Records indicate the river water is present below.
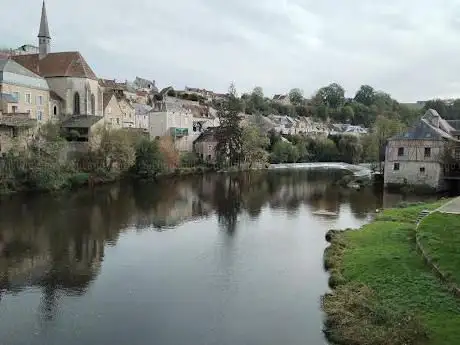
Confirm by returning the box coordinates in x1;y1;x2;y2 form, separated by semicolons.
0;169;432;345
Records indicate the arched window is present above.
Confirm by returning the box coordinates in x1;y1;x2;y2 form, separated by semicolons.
74;92;80;114
53;105;57;116
91;94;96;115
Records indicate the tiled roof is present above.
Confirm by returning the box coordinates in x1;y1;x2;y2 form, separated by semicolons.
0;114;37;128
12;52;97;80
61;115;103;128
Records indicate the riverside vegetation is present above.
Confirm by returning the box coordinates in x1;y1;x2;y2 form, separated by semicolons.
323;200;460;345
0;83;432;194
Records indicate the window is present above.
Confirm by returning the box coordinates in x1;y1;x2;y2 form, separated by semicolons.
107;107;112;115
74;92;80;114
36;95;43;106
91;94;95;115
397;147;404;156
25;93;32;104
53;105;57;116
393;163;400;171
12;128;18;138
420;167;426;173
116;118;120;125
424;147;431;157
12;92;20;102
11;106;18;113
208;144;213;151
37;110;43;121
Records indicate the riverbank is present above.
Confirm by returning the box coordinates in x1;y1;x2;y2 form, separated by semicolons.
323;200;460;345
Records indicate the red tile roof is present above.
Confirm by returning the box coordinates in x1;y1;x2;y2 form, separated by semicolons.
11;52;97;80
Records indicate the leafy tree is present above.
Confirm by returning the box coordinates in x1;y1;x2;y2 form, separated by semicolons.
158;136;180;169
315;83;345;108
424;99;447;118
242;125;269;168
338;135;363;164
271;141;299;163
216;84;244;167
342;105;355;123
354;85;376;106
289;88;304;106
166;89;176;97
371;116;406;171
133;138;163;178
96;128;136;173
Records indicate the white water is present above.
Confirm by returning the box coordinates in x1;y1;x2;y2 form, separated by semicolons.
268;162;373;178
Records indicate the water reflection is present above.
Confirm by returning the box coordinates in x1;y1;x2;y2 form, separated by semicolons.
0;169;413;324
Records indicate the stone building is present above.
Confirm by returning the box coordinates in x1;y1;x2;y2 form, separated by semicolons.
193;128;218;163
0;58;50;121
384;109;460;191
11;1;102;119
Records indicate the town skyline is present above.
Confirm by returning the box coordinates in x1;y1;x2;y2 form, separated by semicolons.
3;0;460;102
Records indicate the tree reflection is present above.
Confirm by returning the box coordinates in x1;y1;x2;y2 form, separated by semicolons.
0;169;385;320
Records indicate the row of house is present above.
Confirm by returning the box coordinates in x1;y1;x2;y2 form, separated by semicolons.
0;2;222;158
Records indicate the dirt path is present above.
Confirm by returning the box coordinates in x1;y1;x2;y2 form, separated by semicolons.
436;196;460;214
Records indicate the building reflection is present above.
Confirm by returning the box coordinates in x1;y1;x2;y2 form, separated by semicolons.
0;169;386;319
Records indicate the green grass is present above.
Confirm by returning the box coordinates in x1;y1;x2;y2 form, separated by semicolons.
323;201;460;345
418;212;460;287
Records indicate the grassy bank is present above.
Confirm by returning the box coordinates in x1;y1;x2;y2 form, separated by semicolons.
418;212;460;288
323;200;460;345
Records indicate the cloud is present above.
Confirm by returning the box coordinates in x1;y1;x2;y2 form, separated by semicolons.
2;0;460;101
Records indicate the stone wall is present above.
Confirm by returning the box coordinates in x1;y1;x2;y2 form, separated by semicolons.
384;161;443;190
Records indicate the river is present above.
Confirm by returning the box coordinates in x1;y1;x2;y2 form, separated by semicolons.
0;169;434;345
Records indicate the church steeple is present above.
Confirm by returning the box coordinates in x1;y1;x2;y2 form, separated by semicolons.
38;1;51;59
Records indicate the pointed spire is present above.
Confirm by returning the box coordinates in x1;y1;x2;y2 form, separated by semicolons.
38;1;50;39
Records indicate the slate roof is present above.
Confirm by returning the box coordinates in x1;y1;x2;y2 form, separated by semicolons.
49;91;63;101
0;58;49;89
38;1;51;39
0;114;37;128
0;93;18;103
390;109;457;141
61;115;103;128
12;52;97;80
134;103;153;115
194;127;218;143
102;92;114;109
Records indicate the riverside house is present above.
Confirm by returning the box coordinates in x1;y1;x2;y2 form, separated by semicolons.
384;109;460;191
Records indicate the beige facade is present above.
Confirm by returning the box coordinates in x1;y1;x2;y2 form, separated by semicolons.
384;139;445;190
46;77;102;116
103;94;124;129
383;109;456;191
118;98;135;128
0;83;50;122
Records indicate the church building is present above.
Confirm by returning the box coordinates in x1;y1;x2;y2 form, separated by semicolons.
12;1;102;119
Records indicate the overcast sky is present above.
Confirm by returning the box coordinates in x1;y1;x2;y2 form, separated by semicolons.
3;0;460;102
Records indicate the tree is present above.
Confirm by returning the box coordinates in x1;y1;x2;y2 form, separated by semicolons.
158;136;180;169
289;88;304;106
424;99;447;118
354;85;375;106
338;135;363;164
97;128;136;173
271;141;299;163
315;83;345;108
242;125;269;168
342;105;355;123
215;84;244;167
133;138;163;178
372;116;406;171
